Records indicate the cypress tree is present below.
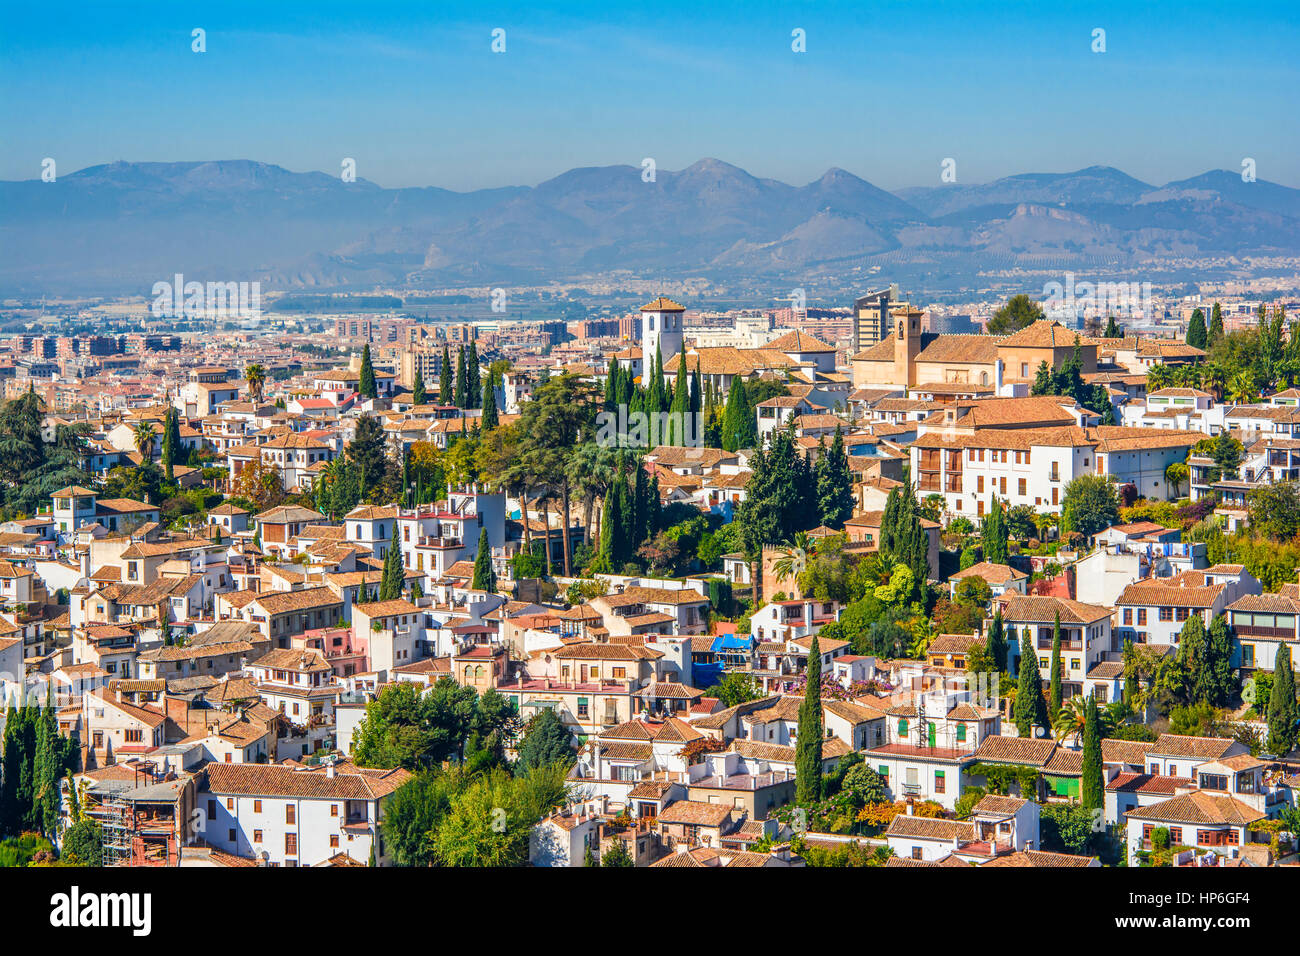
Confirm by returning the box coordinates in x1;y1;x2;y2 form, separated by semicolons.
668;350;690;445
1267;646;1298;756
481;383;499;431
1186;308;1207;349
454;346;468;408
412;368;427;405
633;461;651;542
378;538;404;601
440;346;453;404
1081;694;1103;811
1014;628;1046;738
720;377;756;452
1123;639;1140;708
1049;613;1063;716
1209;302;1224;346
604;358;620;410
359;344;377;399
471;527;496;593
816;426;854;529
598;483;621;571
467;342;481;403
795;633;824;804
647;475;662;537
1104;315;1120;338
689;365;702;416
986;609;1007;672
160;407;175;483
982;496;1008;564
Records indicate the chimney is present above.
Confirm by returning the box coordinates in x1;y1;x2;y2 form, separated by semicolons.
325;760;335;779
905;796;914;816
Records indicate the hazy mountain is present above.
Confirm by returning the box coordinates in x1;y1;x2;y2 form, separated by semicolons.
1;159;1298;297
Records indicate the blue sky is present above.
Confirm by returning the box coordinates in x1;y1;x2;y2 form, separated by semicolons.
2;0;1297;190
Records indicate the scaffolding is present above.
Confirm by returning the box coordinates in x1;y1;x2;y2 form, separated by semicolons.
82;763;193;867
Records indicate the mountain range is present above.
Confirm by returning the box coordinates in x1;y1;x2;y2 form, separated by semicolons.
3;158;1299;297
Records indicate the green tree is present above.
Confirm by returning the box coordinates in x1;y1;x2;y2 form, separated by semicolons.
1060;474;1120;537
721;377;757;452
1014;628;1047;738
986;609;1008;672
815;426;854;530
481;382;499;431
795;634;824;804
434;765;569;866
454;346;468;408
412;368;427;405
471;526;496;593
516;708;575;771
1208;302;1224;346
1049;613;1063;715
601;839;634;867
62;819;104;866
987;294;1045;334
981;496;1008;564
439;346;453;404
378;536;405;601
1186;308;1207;349
1267;646;1298;756
706;672;762;708
358;344;378;399
1080;694;1103;812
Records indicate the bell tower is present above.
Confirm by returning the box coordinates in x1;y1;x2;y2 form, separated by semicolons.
640;297;686;370
893;307;923;388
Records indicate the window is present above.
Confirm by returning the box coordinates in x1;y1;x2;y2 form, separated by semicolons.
935;771;946;794
254;800;262;813
878;765;889;778
254;830;263;843
125;729;142;743
897;718;908;736
228;828;236;842
1137;609;1147;626
286;805;296;825
1199;773;1227;791
330;835;340;848
912;847;923;860
1123;608;1132;625
285;833;297;856
331;804;339;817
226;798;234;811
956;724;967;743
1168;827;1183;845
1018;478;1027;496
1159;606;1174;622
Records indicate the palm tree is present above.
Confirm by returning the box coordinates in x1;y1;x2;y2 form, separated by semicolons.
1227;371;1255;405
1145;363;1174;392
132;421;157;461
1164;460;1189;499
1202;362;1228;402
244;364;267;404
771;531;814;594
1053;694;1121;743
566;441;619;548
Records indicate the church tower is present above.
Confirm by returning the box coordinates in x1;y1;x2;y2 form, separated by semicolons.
893;307;924;388
640;297;686;371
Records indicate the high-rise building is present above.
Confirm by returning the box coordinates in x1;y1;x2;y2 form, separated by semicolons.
852;284;909;353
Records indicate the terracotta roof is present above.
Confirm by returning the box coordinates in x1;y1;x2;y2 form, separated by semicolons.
885;815;975;841
204;762;412;800
1124;791;1265;826
971;735;1058;767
